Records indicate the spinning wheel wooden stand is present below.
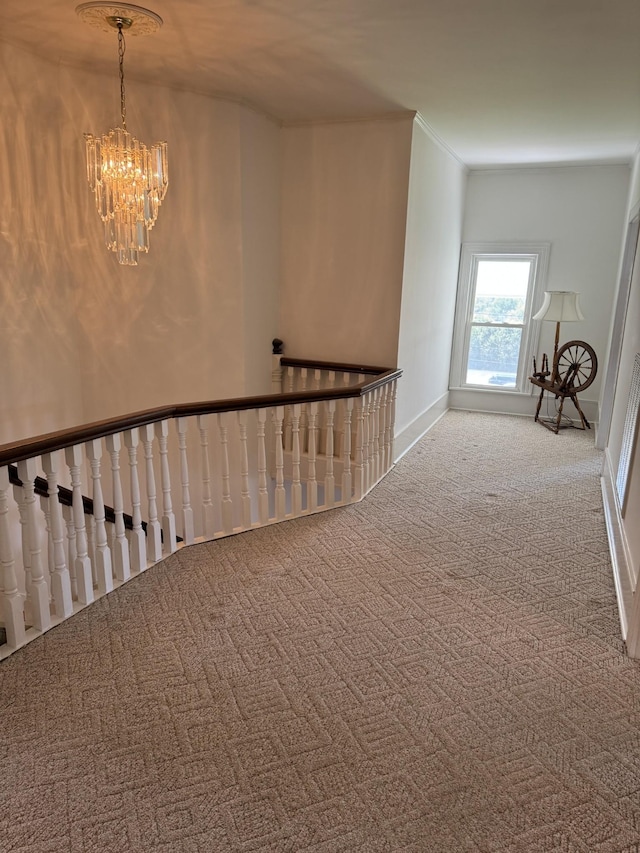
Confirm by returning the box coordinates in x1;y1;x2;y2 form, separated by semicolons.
530;340;598;434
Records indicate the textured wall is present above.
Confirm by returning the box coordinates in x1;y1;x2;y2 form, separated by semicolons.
0;41;281;443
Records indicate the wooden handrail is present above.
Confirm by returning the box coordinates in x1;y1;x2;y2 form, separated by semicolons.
0;361;401;467
280;357;393;376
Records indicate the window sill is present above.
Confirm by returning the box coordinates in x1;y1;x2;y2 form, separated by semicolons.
449;384;534;396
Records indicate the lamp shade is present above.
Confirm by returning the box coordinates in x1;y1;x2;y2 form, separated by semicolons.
533;291;584;322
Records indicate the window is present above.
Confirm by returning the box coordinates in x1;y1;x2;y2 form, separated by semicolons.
450;243;550;393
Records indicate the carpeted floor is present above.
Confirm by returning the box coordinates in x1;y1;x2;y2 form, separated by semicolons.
2;410;640;852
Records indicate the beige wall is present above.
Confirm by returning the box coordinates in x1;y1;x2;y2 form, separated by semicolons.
0;43;87;443
0;41;281;443
395;119;467;435
279;117;413;367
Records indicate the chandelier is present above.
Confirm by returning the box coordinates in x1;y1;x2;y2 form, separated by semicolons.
76;3;168;266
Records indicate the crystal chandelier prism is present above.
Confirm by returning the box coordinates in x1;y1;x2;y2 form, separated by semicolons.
76;3;168;266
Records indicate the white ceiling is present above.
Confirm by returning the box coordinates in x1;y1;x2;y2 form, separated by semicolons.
5;0;640;167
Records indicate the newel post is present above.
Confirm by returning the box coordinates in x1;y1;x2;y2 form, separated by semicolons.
272;338;284;394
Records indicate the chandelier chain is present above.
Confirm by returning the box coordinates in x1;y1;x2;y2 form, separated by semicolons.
118;22;127;130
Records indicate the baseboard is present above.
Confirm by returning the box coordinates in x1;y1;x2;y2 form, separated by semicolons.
394;392;449;461
448;387;599;426
601;448;635;646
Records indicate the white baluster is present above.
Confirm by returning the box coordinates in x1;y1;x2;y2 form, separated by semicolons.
312;369;324;454
176;418;195;546
378;385;388;479
363;391;373;489
283;366;295;452
155;420;177;554
389;380;398;468
41;451;74;618
272;406;286;520
381;383;391;474
218;412;234;535
353;398;365;501
371;389;381;485
141;425;163;562
256;409;269;525
336;371;352;456
124;429;147;573
283;408;292;454
325;400;336;508
197;415;215;539
377;387;385;480
62;504;77;599
0;467;26;648
13;483;31;621
362;394;371;493
299;368;309;450
38;495;54;594
84;440;113;594
307;402;318;512
17;458;51;630
63;446;95;605
86;516;98;586
103;435;130;584
322;371;334;456
334;380;346;459
342;398;353;503
291;403;302;515
238;411;252;530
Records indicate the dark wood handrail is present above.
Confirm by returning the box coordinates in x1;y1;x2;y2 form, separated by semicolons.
280;357;393;376
0;361;401;467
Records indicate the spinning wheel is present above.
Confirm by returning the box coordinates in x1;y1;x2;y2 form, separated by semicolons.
554;340;597;392
529;339;598;434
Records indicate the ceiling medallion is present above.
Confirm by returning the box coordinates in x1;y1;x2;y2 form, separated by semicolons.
75;3;163;36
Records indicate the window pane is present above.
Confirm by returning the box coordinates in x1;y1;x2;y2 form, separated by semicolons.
472;260;531;323
466;325;522;387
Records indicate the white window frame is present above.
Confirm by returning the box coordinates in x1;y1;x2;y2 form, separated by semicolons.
450;242;550;394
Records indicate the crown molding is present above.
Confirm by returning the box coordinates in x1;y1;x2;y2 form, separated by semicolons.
468;161;632;176
282;110;415;129
413;112;468;170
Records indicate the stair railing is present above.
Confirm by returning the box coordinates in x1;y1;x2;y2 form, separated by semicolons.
0;350;400;658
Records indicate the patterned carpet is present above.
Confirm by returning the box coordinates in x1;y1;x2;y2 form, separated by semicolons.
2;410;640;852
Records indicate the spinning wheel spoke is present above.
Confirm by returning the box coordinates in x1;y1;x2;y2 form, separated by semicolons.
555;340;598;392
